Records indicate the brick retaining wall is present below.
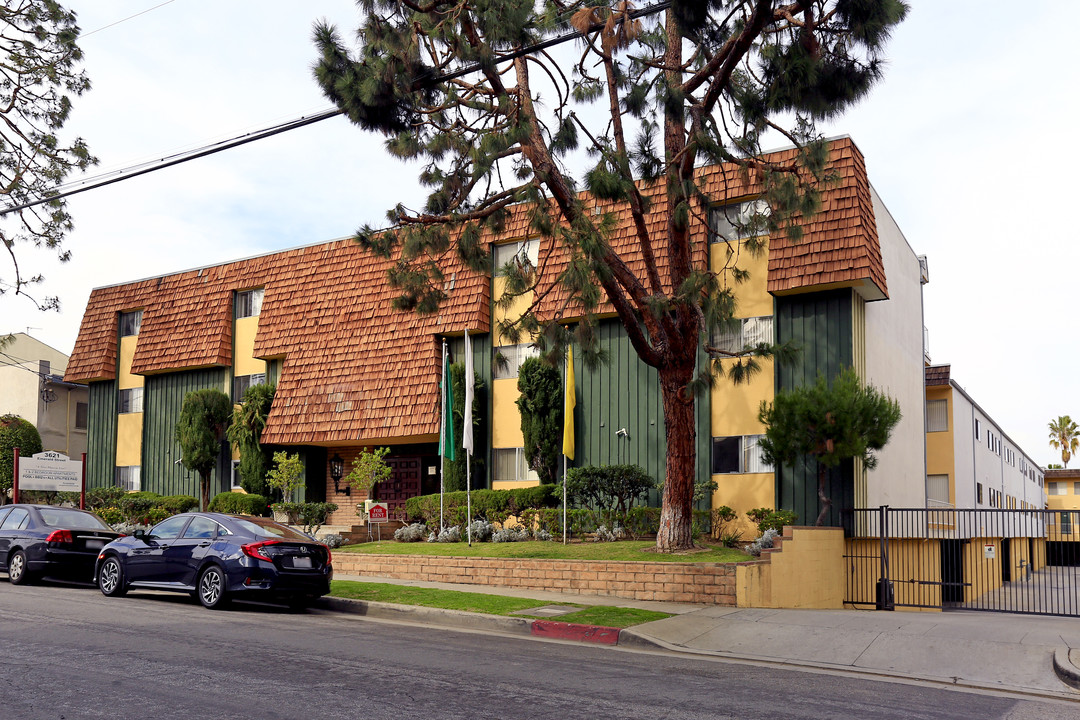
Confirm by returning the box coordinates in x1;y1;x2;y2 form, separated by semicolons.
333;553;738;605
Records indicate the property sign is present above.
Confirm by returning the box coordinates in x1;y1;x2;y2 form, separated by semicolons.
983;544;996;560
367;502;389;524
18;451;83;492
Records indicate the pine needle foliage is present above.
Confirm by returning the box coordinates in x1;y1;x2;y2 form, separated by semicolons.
1;1;98;310
313;1;908;550
758;369;901;526
515;357;563;484
226;383;276;495
175;389;233;511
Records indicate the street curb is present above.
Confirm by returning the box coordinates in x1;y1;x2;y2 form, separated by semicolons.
317;596;660;649
1053;647;1080;690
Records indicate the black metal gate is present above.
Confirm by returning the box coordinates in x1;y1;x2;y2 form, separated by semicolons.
842;507;1080;617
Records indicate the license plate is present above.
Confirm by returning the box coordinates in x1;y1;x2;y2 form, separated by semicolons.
291;556;312;569
85;539;105;550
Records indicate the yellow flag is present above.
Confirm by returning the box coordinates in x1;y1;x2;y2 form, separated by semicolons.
563;346;575;460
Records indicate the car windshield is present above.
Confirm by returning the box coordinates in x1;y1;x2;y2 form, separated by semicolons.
38;508;112;531
231;517;314;541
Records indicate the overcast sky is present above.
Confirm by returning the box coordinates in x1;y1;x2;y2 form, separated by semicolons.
3;2;1075;468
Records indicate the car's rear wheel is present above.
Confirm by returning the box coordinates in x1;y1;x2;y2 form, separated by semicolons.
198;565;229;609
98;556;127;597
8;550;34;585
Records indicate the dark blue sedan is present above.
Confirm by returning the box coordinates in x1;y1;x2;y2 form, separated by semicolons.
0;504;120;584
94;512;332;609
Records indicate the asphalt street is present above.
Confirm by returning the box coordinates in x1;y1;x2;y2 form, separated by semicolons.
1;582;1078;720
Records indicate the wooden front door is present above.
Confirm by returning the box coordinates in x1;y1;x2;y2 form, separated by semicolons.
374;457;422;521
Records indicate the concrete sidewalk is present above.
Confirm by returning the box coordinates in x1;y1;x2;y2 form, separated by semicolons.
326;573;1080;701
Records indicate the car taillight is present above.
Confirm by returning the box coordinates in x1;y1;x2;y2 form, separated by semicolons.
324;545;332;564
241;540;281;562
46;529;73;544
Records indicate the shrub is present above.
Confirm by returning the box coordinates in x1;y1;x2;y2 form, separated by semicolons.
143;507;172;525
208;492;270;516
434;526;461;543
711;506;743;546
0;414;42;495
319;533;344;548
747;528;780;557
562;464;655;531
747;508;798;534
98;507;122;524
594;524;627;542
117;492;163;522
466;519;494;542
492;525;530;543
394;522;428;542
83;486;128;511
159;495;199;514
296;502;338;536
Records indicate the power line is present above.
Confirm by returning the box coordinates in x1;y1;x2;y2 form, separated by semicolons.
81;0;182;39
1;1;672;217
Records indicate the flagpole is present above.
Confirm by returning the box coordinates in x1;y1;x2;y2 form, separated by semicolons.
439;340;446;533
464;329;473;546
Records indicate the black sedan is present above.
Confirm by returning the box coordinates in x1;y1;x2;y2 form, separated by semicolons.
0;504;121;584
94;512;332;609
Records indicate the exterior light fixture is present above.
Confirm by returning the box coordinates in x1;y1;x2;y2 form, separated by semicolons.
330;454;349;496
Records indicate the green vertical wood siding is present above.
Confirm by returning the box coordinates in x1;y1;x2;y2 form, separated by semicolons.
774;289;855;526
87;380;117;488
567;320;709;505
141;368;228;497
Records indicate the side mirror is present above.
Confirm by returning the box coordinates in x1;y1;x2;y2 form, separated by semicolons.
133;529;148;540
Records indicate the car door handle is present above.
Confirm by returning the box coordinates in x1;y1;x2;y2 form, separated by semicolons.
198;542;211;547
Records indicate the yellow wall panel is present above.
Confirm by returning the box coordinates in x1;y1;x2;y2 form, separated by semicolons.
115;412;143;466
234;316;266;376
491;378;524;447
117;336;144;390
712;472;775;537
710;358;774;437
710;239;771;317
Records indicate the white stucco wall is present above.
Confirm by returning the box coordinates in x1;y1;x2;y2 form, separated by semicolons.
862;186;928;508
0;334;87;456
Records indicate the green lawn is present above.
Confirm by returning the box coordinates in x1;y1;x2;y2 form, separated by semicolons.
328;580;672;628
335;539;749;563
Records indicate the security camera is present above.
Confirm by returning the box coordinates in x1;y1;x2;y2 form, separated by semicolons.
616;428;628;438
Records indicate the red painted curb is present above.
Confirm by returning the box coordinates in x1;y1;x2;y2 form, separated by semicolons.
531;621;621;645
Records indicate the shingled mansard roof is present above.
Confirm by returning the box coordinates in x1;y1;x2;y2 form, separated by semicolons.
65;137;884;446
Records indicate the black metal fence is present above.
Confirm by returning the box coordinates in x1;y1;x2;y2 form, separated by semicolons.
842;507;1080;616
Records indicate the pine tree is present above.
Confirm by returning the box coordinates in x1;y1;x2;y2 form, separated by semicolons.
516;357;562;484
758;369;901;526
175;389;233;511
313;1;908;550
1;1;97;309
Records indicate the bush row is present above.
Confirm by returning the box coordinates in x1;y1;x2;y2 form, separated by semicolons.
403;485;560;528
208;492;271;516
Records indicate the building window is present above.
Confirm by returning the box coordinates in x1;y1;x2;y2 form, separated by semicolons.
711;435;767;474
74;402;89;430
1063;512;1073;535
115;466;141;492
235;288;265;319
926;474;950;506
232;373;266;400
1049;481;1067;496
493;343;539;380
974;418;980;440
709;199;770;243
119;310;143;337
710;316;774;354
118;387;144;414
231;460;242;490
926;400;948;433
493;447;537;483
977;482;983;504
493;239;539;277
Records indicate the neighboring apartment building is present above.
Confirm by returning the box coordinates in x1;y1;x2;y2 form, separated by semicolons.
1043;468;1080;553
0;333;89;458
65;137;932;529
924;365;1046;513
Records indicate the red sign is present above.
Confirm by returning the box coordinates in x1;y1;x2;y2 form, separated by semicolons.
368;503;389;523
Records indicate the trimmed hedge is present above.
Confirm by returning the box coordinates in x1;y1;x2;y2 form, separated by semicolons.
208;492;270;516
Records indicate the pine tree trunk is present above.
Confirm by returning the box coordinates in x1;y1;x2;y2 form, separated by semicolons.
200;471;211;512
655;360;697;552
814;463;832;527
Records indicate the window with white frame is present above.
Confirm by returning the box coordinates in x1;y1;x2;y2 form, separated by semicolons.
926;474;950;506
492;447;538;483
710;316;774;354
926;400;948;432
493;343;540;380
115;466;141;492
118;387;143;414
119;310;143;337
493;238;539;276
711;435;768;474
235;288;265;319
75;401;89;431
709;199;770;243
232;373;267;400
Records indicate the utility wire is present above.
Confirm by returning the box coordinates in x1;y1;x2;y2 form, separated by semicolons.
81;0;182;39
0;1;672;217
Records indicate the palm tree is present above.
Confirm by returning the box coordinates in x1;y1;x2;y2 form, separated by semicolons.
1048;416;1080;468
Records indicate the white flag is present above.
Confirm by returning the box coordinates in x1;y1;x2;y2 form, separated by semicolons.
463;329;474;455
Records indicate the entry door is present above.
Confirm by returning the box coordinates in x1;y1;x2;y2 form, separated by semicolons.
375;457;422;520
